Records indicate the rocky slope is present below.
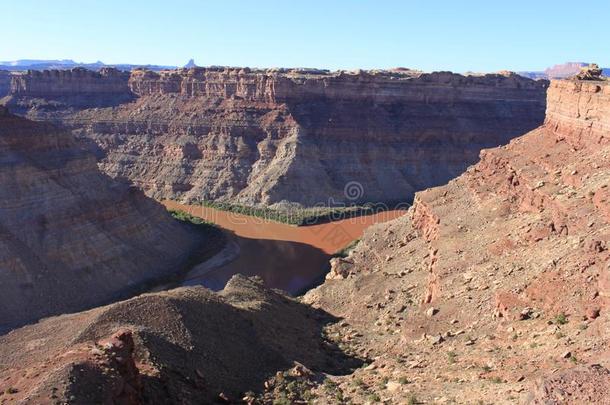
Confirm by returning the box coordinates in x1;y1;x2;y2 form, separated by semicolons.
3;67;548;207
0;106;213;331
0;275;361;404
301;78;610;403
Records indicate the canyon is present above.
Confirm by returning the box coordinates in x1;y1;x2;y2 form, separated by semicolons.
0;106;218;331
0;75;608;404
2;67;547;207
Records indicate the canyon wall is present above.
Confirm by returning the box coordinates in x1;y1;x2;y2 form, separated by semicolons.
304;78;610;403
5;67;133;109
0;106;209;330
4;67;548;207
127;67;541;103
10;67;130;96
545;79;610;146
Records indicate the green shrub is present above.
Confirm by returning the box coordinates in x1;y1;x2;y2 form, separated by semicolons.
335;238;361;257
553;313;568;325
195;200;382;226
168;209;213;226
368;393;381;402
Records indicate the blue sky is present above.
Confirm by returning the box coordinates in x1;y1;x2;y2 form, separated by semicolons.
3;0;609;72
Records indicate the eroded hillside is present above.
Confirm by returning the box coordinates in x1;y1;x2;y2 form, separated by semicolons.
0;276;362;404
303;79;610;403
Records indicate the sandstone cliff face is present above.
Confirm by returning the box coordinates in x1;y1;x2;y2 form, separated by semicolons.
0;107;206;330
5;67;133;110
10;67;131;96
545;79;610;146
5;67;547;206
303;79;610;403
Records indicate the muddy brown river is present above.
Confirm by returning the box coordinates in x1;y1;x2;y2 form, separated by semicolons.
163;201;407;295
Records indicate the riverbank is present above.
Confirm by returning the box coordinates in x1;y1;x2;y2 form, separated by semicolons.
163;201;408;254
163;201;408;294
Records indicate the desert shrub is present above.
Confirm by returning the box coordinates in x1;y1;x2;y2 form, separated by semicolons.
168;209;213;226
553;313;568;325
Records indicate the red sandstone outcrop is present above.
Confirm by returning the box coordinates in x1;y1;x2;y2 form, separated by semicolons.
0;109;211;330
10;67;131;97
302;78;610;403
4;67;548;206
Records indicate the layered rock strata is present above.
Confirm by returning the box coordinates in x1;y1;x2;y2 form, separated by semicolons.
4;67;548;206
0;107;208;330
5;67;133;110
10;67;130;96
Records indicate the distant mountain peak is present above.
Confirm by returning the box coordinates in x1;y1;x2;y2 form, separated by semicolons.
184;59;197;68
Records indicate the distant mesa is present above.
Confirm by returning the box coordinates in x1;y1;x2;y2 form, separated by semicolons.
519;61;610;79
545;61;588;78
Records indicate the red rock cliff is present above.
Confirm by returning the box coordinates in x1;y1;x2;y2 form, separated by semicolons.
10;67;131;96
544;79;610;147
304;78;610;403
128;67;545;103
4;67;548;207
